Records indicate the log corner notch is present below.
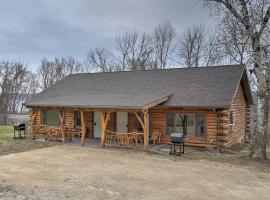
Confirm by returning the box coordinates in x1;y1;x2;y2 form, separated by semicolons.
134;110;149;151
31;108;37;140
99;112;111;147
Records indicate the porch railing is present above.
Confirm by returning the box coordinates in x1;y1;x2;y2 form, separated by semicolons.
105;130;144;147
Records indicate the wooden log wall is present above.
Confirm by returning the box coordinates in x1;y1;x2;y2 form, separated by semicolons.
221;84;247;148
29;97;247;149
106;112;116;132
128;112;142;132
65;110;75;128
30;109;41;125
216;110;229;148
149;109;217;148
246;105;251;139
85;112;94;138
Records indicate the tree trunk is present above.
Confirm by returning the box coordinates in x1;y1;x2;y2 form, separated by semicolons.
251;92;268;160
250;37;268;160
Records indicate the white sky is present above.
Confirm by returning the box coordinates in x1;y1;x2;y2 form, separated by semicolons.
0;0;214;69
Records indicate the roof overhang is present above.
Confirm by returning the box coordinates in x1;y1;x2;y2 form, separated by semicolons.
25;93;170;110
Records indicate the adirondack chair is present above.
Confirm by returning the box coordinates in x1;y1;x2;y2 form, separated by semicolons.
152;129;161;144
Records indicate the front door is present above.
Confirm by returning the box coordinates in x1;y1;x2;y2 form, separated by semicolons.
117;112;128;133
94;112;101;138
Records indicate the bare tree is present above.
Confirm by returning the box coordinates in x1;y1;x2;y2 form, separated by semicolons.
203;32;223;66
0;62;14;124
38;56;83;90
86;48;116;72
18;71;39;113
115;33;131;71
152;21;176;69
205;0;270;160
217;13;251;64
8;62;28;113
127;32;153;70
114;31;154;71
0;61;37;124
178;25;205;67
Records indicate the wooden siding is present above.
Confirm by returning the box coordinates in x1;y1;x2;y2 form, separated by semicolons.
107;112;116;132
29;108;41;126
149;109;217;148
221;84;247;147
85;112;94;138
150;112;165;136
128;112;142;132
65;110;75;128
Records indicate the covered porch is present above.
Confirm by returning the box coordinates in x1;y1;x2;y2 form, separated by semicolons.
30;94;169;151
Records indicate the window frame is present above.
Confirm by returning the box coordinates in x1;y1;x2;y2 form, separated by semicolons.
74;111;82;128
42;110;61;127
166;112;206;139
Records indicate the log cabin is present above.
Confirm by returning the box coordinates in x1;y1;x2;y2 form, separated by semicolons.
25;64;253;151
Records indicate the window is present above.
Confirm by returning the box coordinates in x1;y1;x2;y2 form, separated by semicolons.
196;114;205;137
229;111;234;124
229;111;235;133
74;111;81;127
166;113;205;137
42;110;60;126
167;113;185;135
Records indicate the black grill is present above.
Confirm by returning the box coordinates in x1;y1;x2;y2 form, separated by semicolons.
169;132;185;156
13;123;26;139
170;133;185;143
14;123;26;131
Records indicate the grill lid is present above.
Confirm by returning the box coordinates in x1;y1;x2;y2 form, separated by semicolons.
170;133;185;143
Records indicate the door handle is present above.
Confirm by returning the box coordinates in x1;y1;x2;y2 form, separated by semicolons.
94;123;96;126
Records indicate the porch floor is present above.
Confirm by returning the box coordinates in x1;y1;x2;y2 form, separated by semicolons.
64;137;187;155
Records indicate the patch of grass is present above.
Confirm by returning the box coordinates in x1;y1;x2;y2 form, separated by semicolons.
0;125;54;156
0;126;14;140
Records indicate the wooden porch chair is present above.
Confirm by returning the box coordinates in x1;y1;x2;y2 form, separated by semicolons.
152;129;161;144
105;130;117;145
65;128;75;142
73;128;82;138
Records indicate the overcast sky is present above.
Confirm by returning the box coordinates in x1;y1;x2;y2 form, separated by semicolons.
0;0;214;69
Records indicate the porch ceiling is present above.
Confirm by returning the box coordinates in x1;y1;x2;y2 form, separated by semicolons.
26;93;170;110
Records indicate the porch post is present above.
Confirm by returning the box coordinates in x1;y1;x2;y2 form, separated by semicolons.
143;110;149;151
99;112;105;146
59;110;65;143
99;112;110;147
133;112;145;130
31;108;37;140
80;110;86;145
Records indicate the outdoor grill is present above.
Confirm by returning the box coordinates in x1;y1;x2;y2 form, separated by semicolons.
169;133;185;156
170;133;185;143
13;123;26;139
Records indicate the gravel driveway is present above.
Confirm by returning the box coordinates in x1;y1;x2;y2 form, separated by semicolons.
0;145;269;200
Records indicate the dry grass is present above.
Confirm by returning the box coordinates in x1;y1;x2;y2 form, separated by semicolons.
0;145;270;200
168;145;270;173
0;126;270;199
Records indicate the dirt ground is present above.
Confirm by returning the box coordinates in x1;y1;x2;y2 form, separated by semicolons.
0;145;269;200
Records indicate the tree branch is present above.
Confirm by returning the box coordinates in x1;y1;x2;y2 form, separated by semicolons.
258;6;270;38
209;0;252;33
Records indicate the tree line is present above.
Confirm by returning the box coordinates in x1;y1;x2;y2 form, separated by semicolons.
0;0;269;160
